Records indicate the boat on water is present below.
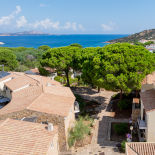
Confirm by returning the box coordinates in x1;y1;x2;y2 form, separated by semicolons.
0;42;4;45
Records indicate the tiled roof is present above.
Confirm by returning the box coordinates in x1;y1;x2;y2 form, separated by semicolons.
5;75;39;91
0;72;75;117
140;89;155;112
133;98;140;104
126;142;155;155
0;72;22;83
0;86;42;115
0;118;58;155
28;93;75;116
29;67;55;74
26;74;61;86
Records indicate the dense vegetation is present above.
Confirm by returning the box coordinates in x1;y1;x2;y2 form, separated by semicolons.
0;43;155;98
0;46;48;71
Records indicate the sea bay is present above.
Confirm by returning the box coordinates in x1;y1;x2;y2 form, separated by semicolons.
0;34;127;48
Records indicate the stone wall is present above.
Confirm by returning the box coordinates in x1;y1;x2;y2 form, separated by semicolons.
0;109;67;151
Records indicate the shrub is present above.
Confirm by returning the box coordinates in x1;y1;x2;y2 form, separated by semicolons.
118;99;131;110
54;76;66;84
84;115;94;127
68;117;91;147
114;123;128;135
121;140;126;152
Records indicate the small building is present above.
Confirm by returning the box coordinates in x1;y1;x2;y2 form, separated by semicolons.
126;142;155;155
0;118;59;155
137;89;155;142
139;39;148;44
131;72;155;142
0;72;78;151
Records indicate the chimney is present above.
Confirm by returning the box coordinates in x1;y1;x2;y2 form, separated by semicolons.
48;123;54;131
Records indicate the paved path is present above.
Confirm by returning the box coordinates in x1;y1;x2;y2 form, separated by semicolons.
70;89;126;155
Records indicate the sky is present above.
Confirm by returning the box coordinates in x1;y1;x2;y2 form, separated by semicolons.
0;0;154;34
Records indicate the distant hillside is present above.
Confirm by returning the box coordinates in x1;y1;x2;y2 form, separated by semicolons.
109;29;155;43
0;31;51;36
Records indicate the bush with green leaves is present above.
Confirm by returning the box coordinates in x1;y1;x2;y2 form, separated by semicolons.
121;140;126;152
68;117;91;147
114;123;128;135
118;99;131;110
0;48;18;71
54;76;66;84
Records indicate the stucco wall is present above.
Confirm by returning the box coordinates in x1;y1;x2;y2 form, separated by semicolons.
47;133;59;155
146;111;155;142
64;104;75;149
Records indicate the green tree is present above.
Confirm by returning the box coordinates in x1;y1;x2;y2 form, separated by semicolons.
82;43;155;97
81;47;102;91
38;45;51;51
40;46;78;87
69;43;83;48
0;49;18;71
144;41;154;46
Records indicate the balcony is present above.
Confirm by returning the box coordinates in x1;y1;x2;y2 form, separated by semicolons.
138;118;147;129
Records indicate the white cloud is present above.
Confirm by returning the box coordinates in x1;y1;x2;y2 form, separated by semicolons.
63;22;84;31
15;6;21;14
16;16;27;28
78;24;85;31
0;5;84;32
63;22;77;31
0;5;21;25
101;22;116;31
31;18;60;29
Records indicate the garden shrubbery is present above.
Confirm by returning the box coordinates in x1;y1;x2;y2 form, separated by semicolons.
118;99;131;110
68;116;93;147
114;123;128;135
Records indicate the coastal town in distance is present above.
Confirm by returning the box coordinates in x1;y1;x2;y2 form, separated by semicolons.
0;0;155;155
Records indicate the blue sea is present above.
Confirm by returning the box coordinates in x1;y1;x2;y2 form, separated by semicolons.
0;34;127;48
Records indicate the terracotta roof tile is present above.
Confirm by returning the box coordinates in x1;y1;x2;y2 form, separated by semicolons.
133;98;140;104
126;142;155;155
28;93;75;116
5;75;39;91
140;89;155;112
0;72;75;117
0;72;21;83
0;118;58;155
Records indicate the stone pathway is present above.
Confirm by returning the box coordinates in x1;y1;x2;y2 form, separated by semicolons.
71;88;126;155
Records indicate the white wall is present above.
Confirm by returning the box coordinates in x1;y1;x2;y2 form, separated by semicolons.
146;111;155;142
64;104;75;148
47;133;59;155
